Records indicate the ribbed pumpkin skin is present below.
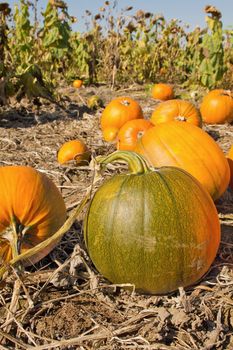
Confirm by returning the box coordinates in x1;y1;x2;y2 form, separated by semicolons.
0;166;67;266
84;166;220;294
151;99;202;127
200;89;233;124
135;122;230;201
227;145;233;189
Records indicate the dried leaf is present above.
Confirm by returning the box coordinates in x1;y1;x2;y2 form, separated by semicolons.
156;307;170;323
170;308;189;326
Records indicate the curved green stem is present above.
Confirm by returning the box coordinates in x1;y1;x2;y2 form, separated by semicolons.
96;151;151;175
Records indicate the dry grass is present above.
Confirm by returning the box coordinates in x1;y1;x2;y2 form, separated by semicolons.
0;84;232;349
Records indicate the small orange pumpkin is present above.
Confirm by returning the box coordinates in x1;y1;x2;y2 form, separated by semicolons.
101;97;144;142
117;119;153;151
200;89;233;124
227;145;233;189
73;79;83;89
151;99;202;127
0;166;67;266
151;83;174;101
57;139;90;165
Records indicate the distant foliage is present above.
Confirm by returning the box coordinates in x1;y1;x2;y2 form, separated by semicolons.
10;0;35;73
0;1;232;92
39;2;72;79
198;6;226;88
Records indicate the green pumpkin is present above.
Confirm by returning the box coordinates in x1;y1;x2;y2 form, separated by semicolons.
84;151;220;294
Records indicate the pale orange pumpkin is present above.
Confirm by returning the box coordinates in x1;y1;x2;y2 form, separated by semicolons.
0;166;67;266
117;119;153;151
151;99;202;127
57;139;90;165
101;97;144;142
200;89;233;124
151;83;174;101
73;79;83;89
227;145;233;189
135;121;230;201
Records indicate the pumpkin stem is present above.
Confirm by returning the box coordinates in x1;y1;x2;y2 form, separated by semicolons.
96;150;151;174
175;115;187;122
220;90;232;98
11;223;20;260
4;217;24;260
120;99;130;106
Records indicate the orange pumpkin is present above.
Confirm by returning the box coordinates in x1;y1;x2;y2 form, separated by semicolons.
73;79;83;89
151;83;174;101
227;145;233;189
151;99;202;127
200;89;233;124
57;139;90;165
100;97;144;142
0;166;67;266
117;119;153;151
135;121;230;201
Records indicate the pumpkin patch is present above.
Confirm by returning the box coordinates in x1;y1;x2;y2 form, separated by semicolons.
0;1;232;345
0;90;232;349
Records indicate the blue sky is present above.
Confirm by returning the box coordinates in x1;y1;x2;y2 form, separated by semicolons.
7;0;233;31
